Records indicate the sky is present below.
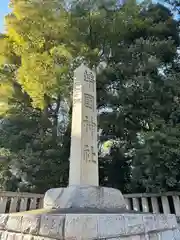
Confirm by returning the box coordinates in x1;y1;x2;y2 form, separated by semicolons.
0;0;10;32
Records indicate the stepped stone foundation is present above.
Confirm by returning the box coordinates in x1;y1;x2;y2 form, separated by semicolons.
0;210;180;240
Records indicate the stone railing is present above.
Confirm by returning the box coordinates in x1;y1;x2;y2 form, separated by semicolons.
0;191;44;213
124;192;180;216
1;191;180;216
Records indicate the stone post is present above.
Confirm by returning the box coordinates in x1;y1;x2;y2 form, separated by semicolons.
69;64;99;186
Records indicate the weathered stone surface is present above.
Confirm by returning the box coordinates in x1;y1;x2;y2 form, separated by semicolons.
128;236;141;240
21;215;40;235
108;238;121;240
6;232;14;240
1;231;9;240
12;233;23;240
143;215;177;234
98;214;125;238
107;236;142;240
39;214;65;239
173;229;180;239
44;188;65;209
0;211;179;240
124;214;144;235
146;215;177;234
63;213;178;239
23;235;33;240
141;234;150;240
44;185;126;209
154;214;177;231
149;232;161;240
33;237;56;240
65;214;98;239
161;230;174;240
0;215;9;230
0;213;179;240
0;232;55;240
143;215;156;232
0;230;3;237
166;214;177;229
6;216;22;232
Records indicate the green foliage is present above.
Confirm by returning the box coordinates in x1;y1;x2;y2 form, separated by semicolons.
0;104;69;193
132;124;180;192
97;2;180;192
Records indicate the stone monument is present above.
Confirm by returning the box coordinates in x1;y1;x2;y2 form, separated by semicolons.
0;64;180;240
69;64;98;186
43;64;126;210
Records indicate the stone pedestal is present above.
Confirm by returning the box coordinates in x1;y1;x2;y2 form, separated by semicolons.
44;185;126;209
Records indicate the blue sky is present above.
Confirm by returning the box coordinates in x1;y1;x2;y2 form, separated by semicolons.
0;0;10;32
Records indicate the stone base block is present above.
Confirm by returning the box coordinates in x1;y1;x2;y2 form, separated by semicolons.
0;211;180;240
44;185;127;209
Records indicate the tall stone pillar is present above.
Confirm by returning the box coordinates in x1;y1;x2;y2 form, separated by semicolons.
69;64;98;186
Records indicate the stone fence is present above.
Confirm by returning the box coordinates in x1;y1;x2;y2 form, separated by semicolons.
124;192;180;216
0;191;180;216
0;191;44;213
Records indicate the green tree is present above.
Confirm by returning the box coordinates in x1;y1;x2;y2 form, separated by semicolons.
97;2;180;192
0;0;75;192
132;69;180;192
